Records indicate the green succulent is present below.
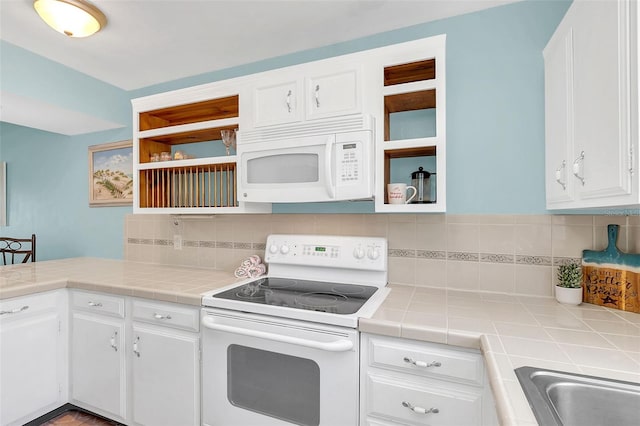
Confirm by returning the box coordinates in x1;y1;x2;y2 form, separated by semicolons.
557;263;583;288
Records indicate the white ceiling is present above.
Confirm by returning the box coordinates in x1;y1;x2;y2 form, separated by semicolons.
0;0;518;134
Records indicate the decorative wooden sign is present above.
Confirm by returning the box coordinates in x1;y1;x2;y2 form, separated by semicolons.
582;224;640;313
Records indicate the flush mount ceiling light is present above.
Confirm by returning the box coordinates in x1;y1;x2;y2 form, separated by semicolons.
33;0;107;38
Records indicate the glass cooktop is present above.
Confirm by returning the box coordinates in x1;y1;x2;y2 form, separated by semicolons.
212;277;379;315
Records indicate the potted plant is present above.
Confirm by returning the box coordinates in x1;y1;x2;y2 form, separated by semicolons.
555;262;583;305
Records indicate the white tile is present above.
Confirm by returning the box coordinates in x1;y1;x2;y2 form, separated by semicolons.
446;261;478;291
478;263;516;293
494;322;552;341
447;223;478;252
584;319;640;336
500;336;572;363
508;355;581;374
478;224;515;254
600;334;640;352
515;264;553;296
558;344;640;372
414;258;447;288
415;223;447;251
545;328;616;349
448;316;495;334
534;313;591;331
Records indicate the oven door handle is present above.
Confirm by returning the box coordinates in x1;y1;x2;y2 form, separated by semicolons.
202;317;353;352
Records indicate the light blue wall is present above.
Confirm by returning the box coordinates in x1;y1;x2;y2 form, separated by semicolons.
0;123;132;259
0;0;572;260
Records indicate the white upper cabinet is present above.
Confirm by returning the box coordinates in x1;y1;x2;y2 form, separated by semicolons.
253;77;302;127
305;68;361;120
250;64;361;128
544;0;639;209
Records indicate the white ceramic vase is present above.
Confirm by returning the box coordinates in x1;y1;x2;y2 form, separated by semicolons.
555;286;583;305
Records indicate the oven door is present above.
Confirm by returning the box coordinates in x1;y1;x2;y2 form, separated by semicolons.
201;308;359;426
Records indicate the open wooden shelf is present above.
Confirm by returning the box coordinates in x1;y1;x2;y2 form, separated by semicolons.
383;146;437;203
139;96;239;131
384;59;436;86
138;162;237;208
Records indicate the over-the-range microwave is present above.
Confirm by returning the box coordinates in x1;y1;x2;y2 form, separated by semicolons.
238;115;374;203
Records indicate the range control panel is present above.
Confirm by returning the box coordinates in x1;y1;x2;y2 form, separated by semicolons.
264;234;387;271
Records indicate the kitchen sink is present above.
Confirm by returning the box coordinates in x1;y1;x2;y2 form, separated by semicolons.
515;366;640;426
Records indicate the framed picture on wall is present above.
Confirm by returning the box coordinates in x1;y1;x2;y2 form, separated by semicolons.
88;140;134;207
0;161;6;226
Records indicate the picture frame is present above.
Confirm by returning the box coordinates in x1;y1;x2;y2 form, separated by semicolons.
0;161;6;226
88;140;134;207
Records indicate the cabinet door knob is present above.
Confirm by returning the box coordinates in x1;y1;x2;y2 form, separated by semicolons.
402;401;439;415
404;357;441;368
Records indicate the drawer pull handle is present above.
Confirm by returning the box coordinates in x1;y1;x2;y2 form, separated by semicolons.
153;313;172;320
110;332;118;352
402;401;439;415
88;301;103;307
403;357;441;368
572;151;585;185
0;305;29;315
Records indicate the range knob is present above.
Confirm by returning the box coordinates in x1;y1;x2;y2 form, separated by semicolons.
353;247;365;259
269;244;279;254
280;245;290;254
367;247;380;260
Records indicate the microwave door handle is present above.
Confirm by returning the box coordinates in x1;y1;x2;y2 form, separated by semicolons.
324;135;335;198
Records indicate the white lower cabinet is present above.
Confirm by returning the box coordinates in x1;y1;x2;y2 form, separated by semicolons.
0;290;67;426
360;334;498;426
131;300;200;426
70;292;127;421
69;290;200;426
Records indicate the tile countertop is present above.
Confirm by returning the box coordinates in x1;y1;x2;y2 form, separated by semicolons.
359;284;640;426
0;257;239;305
2;259;639;425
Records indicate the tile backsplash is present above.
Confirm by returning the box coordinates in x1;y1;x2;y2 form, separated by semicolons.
125;214;639;297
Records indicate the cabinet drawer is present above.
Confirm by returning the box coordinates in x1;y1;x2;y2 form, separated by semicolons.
367;336;484;386
365;374;482;426
0;290;60;319
132;299;199;332
71;291;125;318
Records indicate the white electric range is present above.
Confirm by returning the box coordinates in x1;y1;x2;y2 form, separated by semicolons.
201;234;389;426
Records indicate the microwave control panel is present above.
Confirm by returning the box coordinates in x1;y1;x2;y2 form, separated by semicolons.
334;129;372;198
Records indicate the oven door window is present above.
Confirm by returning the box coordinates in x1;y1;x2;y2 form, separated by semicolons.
227;344;320;426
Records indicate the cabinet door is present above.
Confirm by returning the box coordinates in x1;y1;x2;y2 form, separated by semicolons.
253;79;301;127
306;68;360;120
544;18;575;206
0;309;62;425
71;312;126;421
131;324;200;426
571;0;634;201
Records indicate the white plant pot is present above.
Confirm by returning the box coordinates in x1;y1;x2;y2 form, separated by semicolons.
555;285;583;305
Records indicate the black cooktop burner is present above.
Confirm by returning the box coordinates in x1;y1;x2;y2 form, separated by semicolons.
213;277;379;314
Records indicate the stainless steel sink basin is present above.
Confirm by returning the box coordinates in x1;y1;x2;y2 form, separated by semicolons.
515;366;640;426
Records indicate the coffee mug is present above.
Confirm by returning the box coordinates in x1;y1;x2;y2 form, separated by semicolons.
387;183;417;204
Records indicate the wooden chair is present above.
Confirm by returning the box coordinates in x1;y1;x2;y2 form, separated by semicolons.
0;234;36;265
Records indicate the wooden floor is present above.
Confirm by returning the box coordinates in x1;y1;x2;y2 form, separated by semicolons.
39;410;117;426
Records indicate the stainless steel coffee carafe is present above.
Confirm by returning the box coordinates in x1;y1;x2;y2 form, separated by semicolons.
410;167;436;203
